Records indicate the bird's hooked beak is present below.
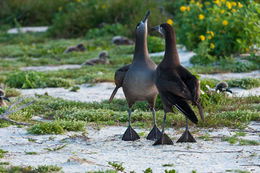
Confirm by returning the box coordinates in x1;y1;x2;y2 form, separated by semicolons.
225;88;232;93
152;25;160;32
142;10;150;23
2;96;10;102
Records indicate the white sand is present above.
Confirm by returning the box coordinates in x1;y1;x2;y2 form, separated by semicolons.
200;70;260;80
21;65;82;72
7;27;48;34
21;83;125;103
0;122;259;173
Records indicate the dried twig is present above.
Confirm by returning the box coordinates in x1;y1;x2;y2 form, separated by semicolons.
0;96;35;125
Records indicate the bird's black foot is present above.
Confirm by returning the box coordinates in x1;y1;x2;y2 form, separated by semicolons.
122;125;140;141
153;133;173;145
176;129;196;143
146;124;162;140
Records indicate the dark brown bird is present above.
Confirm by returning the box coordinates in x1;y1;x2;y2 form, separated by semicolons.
0;88;10;107
118;10;161;141
64;43;85;53
112;36;134;45
82;51;110;66
152;23;204;145
109;64;131;103
215;81;232;93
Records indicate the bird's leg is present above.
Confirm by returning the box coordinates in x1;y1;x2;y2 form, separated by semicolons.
147;108;162;140
177;117;196;143
122;108;140;141
153;113;173;145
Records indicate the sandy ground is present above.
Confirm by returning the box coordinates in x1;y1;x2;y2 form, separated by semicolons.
21;83;124;103
200;70;260;80
0;122;259;173
7;26;48;34
20;82;260;103
21;65;82;72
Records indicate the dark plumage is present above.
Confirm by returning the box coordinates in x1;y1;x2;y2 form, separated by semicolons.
64;43;85;53
0;89;10;107
109;64;131;103
216;81;232;93
116;11;161;141
82;51;110;65
152;23;204;145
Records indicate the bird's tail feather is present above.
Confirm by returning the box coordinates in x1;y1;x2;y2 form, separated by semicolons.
109;87;119;103
174;101;198;124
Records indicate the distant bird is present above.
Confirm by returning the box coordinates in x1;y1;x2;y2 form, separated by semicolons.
112;36;134;45
215;82;232;93
64;43;85;53
152;23;204;145
82;51;110;66
0;89;10;107
109;64;131;103
118;10;161;141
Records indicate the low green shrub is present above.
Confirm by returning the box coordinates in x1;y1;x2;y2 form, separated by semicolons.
147;36;165;53
227;78;260;89
27;120;86;135
5;71;74;89
5;71;47;89
86;23;126;39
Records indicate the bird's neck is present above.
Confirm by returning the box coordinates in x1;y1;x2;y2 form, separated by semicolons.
161;29;180;67
133;34;149;62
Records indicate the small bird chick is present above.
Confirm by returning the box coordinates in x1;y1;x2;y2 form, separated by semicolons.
82;51;110;66
215;81;232;93
64;43;85;53
0;88;10;107
112;36;134;45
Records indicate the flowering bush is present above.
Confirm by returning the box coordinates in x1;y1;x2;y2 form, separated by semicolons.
172;0;260;57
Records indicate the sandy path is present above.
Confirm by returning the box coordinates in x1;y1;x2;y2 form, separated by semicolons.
0;122;259;173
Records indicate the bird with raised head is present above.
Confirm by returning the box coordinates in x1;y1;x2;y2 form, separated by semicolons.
152;23;204;145
117;10;162;141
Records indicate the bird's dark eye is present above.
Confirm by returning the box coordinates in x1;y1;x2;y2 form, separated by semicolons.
136;22;141;28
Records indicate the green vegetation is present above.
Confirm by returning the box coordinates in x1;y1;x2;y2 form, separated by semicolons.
172;1;260;57
25;151;37;155
162;163;174;167
108;161;124;172
27;120;86;135
227;78;260;89
222;131;259;145
0;149;8;158
0;165;62;173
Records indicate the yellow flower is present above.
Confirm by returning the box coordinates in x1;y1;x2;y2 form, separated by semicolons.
222;20;229;26
226;2;232;9
198;14;205;20
200;35;205;41
101;4;106;9
208;35;212;40
231;2;237;6
58;7;63;11
76;0;80;2
210;31;214;37
187;6;191;11
190;0;195;3
238;2;243;8
221;0;226;2
232;9;236;12
180;6;186;12
196;2;200;6
166;19;173;25
245;48;249;52
210;43;215;49
221;9;225;14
